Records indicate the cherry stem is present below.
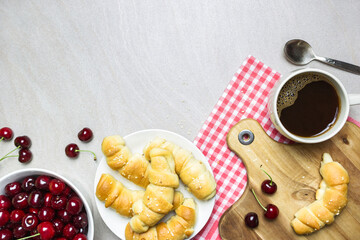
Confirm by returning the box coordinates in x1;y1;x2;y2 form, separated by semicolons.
0;137;3;143
0;146;20;161
0;155;18;159
75;149;97;161
18;233;40;240
251;189;267;211
261;168;273;186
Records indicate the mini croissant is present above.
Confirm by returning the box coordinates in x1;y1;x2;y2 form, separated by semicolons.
96;173;144;217
291;153;349;235
96;173;184;218
101;135;150;188
129;148;179;233
125;198;197;240
143;137;216;200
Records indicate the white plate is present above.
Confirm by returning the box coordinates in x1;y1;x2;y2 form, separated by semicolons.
94;129;216;239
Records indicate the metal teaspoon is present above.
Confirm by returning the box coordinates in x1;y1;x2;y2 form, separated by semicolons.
284;39;360;75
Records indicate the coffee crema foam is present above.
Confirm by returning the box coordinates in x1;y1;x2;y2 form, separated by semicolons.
277;73;324;117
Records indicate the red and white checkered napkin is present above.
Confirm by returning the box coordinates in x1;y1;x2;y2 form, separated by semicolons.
192;55;360;240
192;55;282;240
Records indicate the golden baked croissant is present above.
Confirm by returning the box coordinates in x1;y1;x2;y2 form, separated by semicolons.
125;198;197;240
96;173;184;218
130;148;180;233
96;173;144;217
143;137;216;200
101;135;150;188
291;153;349;235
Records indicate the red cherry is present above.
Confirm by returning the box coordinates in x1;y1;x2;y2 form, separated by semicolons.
38;207;55;221
21;213;39;231
78;128;93;142
4;182;22;197
0;148;33;163
251;189;279;220
10;209;25;223
21;176;36;192
65;143;97;161
49;179;66;195
65;143;79;158
261;168;277;194
0;228;13;240
12;224;27;238
43;192;53;207
66;196;83;215
0;195;11;210
261;180;277;194
52;218;64;235
244;212;259;228
264;204;279;219
35;175;52;191
28;190;44;208
14;136;32;149
62;223;79;239
12;192;29;209
0;210;10;227
61;186;73;197
51;195;67;210
57;209;72;223
73;233;88;240
0;127;14;141
18;148;33;163
73;212;88;229
37;221;55;240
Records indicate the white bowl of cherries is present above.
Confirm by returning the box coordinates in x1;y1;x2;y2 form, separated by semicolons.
0;168;94;240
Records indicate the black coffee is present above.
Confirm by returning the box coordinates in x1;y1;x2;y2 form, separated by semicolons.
277;73;340;137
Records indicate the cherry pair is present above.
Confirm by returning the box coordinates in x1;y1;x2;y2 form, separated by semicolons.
0;127;33;164
245;168;279;228
65;128;97;161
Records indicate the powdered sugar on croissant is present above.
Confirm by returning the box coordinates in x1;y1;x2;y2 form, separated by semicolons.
102;135;150;188
291;153;349;235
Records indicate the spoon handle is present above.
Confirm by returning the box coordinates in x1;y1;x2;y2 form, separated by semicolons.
316;56;360;75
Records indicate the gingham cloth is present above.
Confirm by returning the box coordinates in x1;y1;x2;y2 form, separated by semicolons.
193;55;360;240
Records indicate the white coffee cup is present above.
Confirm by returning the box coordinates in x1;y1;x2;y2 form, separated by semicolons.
268;68;360;143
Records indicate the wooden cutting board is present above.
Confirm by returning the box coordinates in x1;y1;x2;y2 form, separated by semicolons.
218;119;360;240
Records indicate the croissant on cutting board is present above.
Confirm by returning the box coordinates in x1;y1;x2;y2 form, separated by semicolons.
101;135;150;188
291;153;349;235
143;137;216;200
130;148;180;233
125;198;197;240
96;173;184;218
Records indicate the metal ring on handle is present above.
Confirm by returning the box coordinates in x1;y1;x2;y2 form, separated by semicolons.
238;130;254;145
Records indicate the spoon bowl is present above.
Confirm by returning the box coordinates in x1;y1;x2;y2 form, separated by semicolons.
284;39;360;75
284;39;316;65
